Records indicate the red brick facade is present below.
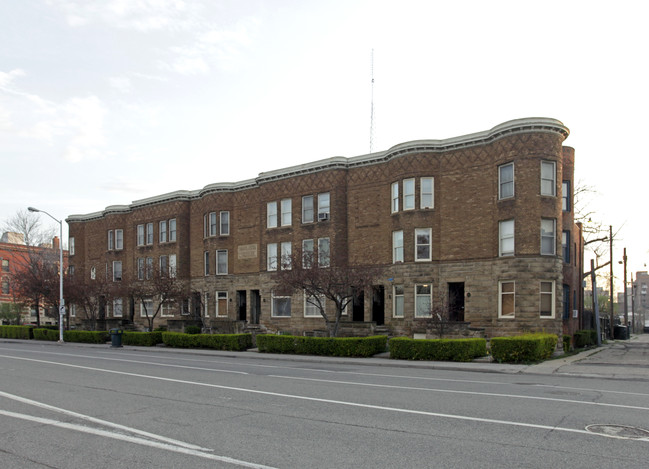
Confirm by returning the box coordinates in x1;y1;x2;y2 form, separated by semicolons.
66;118;582;339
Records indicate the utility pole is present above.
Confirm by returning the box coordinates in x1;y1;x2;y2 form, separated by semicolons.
591;259;602;346
609;225;614;339
622;247;628;332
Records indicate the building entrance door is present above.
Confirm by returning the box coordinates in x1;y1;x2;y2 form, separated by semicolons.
237;290;247;321
372;286;385;325
448;282;465;322
250;290;261;324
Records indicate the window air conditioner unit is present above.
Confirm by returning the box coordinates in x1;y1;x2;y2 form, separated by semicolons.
318;212;329;221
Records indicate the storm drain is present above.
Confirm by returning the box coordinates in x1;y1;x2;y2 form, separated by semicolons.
586;424;649;440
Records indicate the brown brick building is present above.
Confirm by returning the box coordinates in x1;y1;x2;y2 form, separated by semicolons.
66;117;582;339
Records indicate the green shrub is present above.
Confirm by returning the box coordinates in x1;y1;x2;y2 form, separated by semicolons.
490;333;558;363
162;332;252;351
64;330;109;344
122;331;163;346
184;325;201;334
33;328;59;341
574;329;597;348
563;334;572;353
0;325;34;340
389;337;487;362
256;334;388;357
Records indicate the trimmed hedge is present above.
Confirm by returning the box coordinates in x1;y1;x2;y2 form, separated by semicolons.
256;334;388;358
33;328;59;341
563;334;572;352
0;325;34;340
389;337;487;362
122;331;163;346
33;329;108;343
162;332;252;351
490;333;558;363
574;329;597;348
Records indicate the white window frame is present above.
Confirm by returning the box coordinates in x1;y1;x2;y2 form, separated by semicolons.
140;296;154;318
304;292;325;317
137;224;145;246
112;298;123;318
112;261;122;281
216;249;228;275
204;292;210;317
146;222;154;245
280;242;292;270
317;192;330;221
159;221;167;243
393;285;404;318
267;243;278;271
415;228;432;262
562;230;570;263
137;258;145;280
541;218;556;255
267;202;278;228
169;254;177;278
540;281;555;318
499;163;514;200
420;177;434;209
541;160;556;196
70;304;76;317
161;298;176;318
302;195;314;223
392;230;404;263
403;178;415;210
208;212;217;237
69;237;75;256
108;230;114;250
145;257;153;280
115;229;123;250
220;211;230;236
499;219;515;257
216;291;228;317
169;219;177;242
281;199;292;226
498;281;515;318
271;290;291;317
415;283;432;318
562;181;571;211
391;182;399;213
302;239;314;267
318;237;330;267
160;255;168;276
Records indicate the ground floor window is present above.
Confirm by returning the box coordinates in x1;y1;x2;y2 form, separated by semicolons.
393;285;404;318
271;291;291;317
304;293;325;317
113;298;123;318
139;297;154;317
161;299;176;317
216;291;228;317
414;284;432;317
540;281;555;318
498;281;515;318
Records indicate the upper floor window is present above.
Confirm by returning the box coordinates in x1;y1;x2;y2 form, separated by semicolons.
160;255;169;276
281;242;292;270
169;254;177;278
391;182;399;213
115;229;123;250
169;219;177;242
499;163;514;199
267;243;278;271
562;230;570;263
415;228;432;261
281;199;292;226
69;237;75;256
403;178;415;210
137;224;145;246
220;211;230;236
204;251;210;276
267;202;278;228
562;181;571;211
420;177;434;209
112;261;122;282
392;230;404;263
302;239;314;267
318;237;330;267
1;259;8;272
108;230;114;250
499;219;515;257
160;220;167;243
541;219;556;255
217;249;228;275
146;223;154;245
498;281;515;318
206;212;217;237
318;193;330;221
541;161;556;196
2;279;9;294
302;195;314;223
137;258;145;280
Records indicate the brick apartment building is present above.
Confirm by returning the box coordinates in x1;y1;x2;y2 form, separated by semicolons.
66;117;583;339
0;232;67;325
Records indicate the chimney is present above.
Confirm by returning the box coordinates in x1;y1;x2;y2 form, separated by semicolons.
53;236;60;251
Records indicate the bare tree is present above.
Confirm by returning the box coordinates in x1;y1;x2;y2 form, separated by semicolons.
66;270;115;331
274;250;384;337
422;295;453;339
2;209;57;247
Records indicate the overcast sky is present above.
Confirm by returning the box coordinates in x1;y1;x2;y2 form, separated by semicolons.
1;0;647;280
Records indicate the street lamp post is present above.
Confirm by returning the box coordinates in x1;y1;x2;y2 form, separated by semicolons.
28;207;64;343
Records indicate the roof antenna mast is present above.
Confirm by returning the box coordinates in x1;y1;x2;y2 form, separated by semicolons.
369;48;375;154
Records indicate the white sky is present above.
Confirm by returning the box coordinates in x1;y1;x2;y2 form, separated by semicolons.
1;0;647;284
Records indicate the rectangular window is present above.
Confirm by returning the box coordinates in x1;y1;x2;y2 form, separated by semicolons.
169;219;177;242
217;249;228;275
115;229;123;250
267;243;278;271
562;230;570;263
146;257;153;279
302;195;314;223
70;304;76;317
304;293;325;317
562;181;571;211
208;212;217;236
220;211;230;236
415;228;432;261
169;254;177;278
146;223;154;245
499;163;514;199
541;161;556;196
2;280;9;294
392;230;404;263
113;298;123;318
420;177;434;209
499;219;515;257
267;202;278;228
161;299;176;318
69;237;75;256
318;193;330;221
271;291;291;317
541;219;556;255
563;284;571;320
393;285;404;318
499;281;515;318
281;242;292;270
137;224;145;246
137;258;145;280
281;199;292;226
160;255;168;276
140;296;154;317
159;221;167;243
1;259;8;272
415;284;432;318
204;251;210;276
318;238;330;267
108;230;114;250
302;239;314;267
216;291;228;317
68;265;75;276
204;292;210;317
391;182;399;213
540;281;555;317
112;261;122;281
403;178;415;210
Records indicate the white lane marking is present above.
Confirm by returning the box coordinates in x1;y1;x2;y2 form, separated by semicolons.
0;409;278;468
267;375;649;412
0;390;209;451
1;354;645;442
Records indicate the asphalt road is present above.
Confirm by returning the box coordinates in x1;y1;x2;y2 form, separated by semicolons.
1;341;648;469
